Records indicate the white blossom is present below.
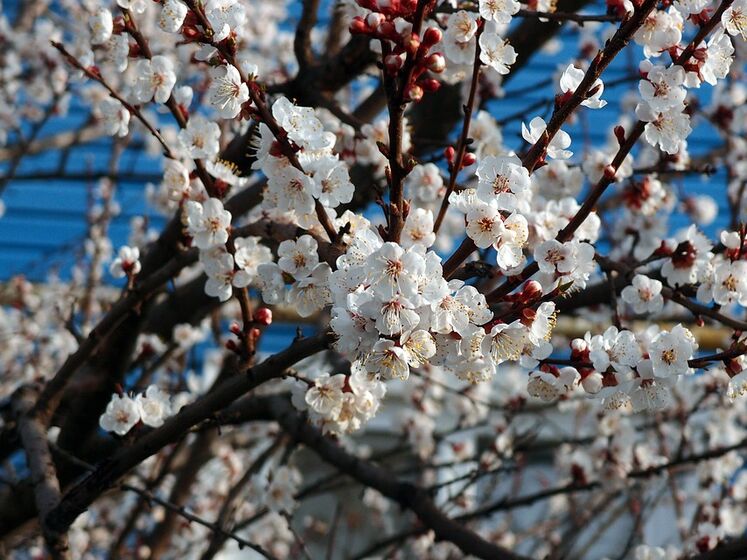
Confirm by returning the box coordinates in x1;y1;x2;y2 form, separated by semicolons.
479;32;516;75
479;0;520;23
178;115;221;159
207;64;249;119
110;246;141;278
135;385;171;428
132;56;176;104
159;0;188;33
621;275;664;314
649;324;697;378
560;64;606;109
99;394;140;435
522;116;572;160
185;198;231;249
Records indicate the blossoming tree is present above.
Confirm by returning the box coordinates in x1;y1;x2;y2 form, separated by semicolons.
1;0;747;557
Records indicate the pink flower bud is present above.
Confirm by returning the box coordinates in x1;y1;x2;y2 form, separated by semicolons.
444;146;455;165
523;280;543;300
423;27;443;47
602;165;617;181
255;307;273;326
405;84;423;102
461;152;477;168
384;53;404;74
349;17;368;34
425;53;446;73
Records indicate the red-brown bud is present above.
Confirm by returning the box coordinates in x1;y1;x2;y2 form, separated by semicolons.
384;53;404;74
727;358;743;376
614;125;626;147
523;280;543;301
420;78;441;92
423;27;443;47
425;53;446;73
349;17;368;34
377;21;396;38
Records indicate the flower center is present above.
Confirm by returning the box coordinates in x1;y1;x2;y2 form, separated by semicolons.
492;174;511;194
724;274;738;292
661;349;676;365
478;217;495;232
385;259;403;277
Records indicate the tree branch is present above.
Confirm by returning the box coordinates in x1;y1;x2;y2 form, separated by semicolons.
44;332;333;534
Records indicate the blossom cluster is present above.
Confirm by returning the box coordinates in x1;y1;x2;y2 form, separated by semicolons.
2;0;747;557
292;364;387;434
99;385;172;435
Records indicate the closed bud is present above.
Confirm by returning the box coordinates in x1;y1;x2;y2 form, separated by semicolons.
727;358;743;376
423;27;443;47
523;280;543;301
602;165;617;181
420;78;441;92
229;322;242;336
384;53;404;74
444;146;455;165
654;240;673;256
581;372;603;395
366;12;385;28
255;307;273;326
377;21;396;38
614;125;626;147
425;53;446;73
349;17;368;34
461;152;477;168
520;307;537;326
406;33;420;54
405;84;423;101
182;25;202;41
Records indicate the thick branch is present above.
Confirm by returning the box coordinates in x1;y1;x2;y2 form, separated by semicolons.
45;333;332;534
251;395;527;560
12;387;70;559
